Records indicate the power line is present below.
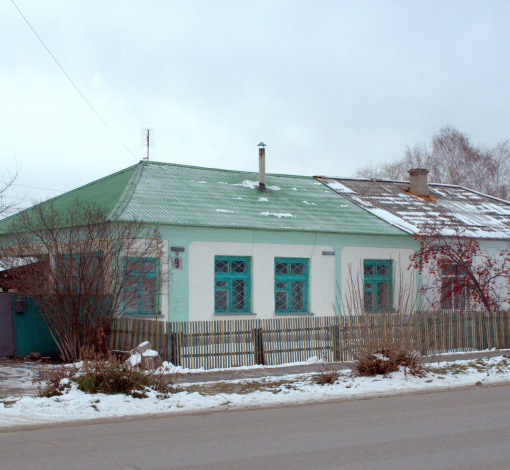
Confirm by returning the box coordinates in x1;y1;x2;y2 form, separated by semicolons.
10;0;138;160
11;183;64;192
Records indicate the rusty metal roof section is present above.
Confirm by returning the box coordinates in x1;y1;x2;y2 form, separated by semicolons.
315;176;510;239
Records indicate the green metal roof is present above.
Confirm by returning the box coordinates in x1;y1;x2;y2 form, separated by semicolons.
0;161;407;236
0;164;138;234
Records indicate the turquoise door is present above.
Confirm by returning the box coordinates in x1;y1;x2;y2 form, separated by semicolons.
13;296;60;358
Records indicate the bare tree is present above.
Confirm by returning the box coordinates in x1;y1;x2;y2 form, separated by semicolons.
355;126;510;199
0;200;167;362
0;163;21;217
410;221;510;314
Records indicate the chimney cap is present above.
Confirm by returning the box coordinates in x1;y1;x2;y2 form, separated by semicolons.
408;168;429;175
257;142;266;147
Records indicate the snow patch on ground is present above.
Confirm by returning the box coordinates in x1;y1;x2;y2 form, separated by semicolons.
2;356;510;429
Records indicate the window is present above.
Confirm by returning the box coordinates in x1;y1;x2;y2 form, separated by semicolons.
363;260;392;312
440;264;466;310
214;257;251;313
124;257;158;315
57;252;103;291
275;258;309;313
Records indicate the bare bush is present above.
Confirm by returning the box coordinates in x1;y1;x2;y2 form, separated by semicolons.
339;260;428;377
346;320;428;377
37;348;177;398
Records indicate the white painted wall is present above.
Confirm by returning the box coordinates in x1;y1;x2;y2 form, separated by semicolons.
340;246;418;314
188;241;336;320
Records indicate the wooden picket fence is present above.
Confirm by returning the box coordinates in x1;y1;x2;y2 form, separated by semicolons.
109;310;510;370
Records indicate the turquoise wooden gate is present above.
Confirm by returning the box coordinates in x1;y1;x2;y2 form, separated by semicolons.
13;296;60;358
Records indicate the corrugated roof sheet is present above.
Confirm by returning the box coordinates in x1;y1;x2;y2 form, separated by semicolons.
114;162;405;235
316;176;510;239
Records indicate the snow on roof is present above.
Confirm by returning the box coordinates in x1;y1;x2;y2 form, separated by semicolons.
315;176;510;239
0;257;39;272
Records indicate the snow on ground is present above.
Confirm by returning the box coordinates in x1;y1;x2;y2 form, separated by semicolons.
0;362;41;392
155;355;323;374
1;355;510;429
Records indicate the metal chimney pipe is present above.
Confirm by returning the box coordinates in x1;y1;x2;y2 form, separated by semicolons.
258;142;266;191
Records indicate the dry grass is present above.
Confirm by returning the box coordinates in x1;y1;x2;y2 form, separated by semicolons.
314;362;341;385
177;378;298;396
433;356;510;376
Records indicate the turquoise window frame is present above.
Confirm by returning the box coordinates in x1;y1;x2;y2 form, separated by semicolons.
124;257;158;315
274;258;309;313
363;259;393;312
214;256;251;313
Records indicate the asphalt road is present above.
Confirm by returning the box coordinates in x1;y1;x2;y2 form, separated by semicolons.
1;384;510;470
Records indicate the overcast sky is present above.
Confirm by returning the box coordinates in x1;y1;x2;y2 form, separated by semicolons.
2;1;510;210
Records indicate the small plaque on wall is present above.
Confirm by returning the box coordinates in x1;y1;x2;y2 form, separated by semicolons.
171;246;185;252
322;251;335;256
172;257;183;269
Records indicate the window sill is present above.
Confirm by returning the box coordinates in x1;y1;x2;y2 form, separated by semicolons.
274;312;314;317
214;312;257;316
122;314;165;320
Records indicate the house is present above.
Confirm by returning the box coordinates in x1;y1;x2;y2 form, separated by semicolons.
0;149;418;321
316;169;510;310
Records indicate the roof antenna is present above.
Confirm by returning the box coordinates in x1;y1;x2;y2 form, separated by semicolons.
141;128;155;161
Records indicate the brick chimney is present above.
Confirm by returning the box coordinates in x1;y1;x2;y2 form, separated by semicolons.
408;169;429;197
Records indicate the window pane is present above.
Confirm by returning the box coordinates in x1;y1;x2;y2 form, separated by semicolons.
455;288;466;310
215;260;229;273
441;279;452;309
125;259;140;274
291;281;305;310
364;264;375;276
276;281;286;289
275;263;289;275
275;291;288;311
124;279;139;312
232;279;246;310
377;264;389;277
364;290;374;311
377;281;391;311
141;260;156;274
215;290;229;311
232;260;247;273
216;280;228;288
63;256;79;275
291;263;305;275
142;277;157;312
